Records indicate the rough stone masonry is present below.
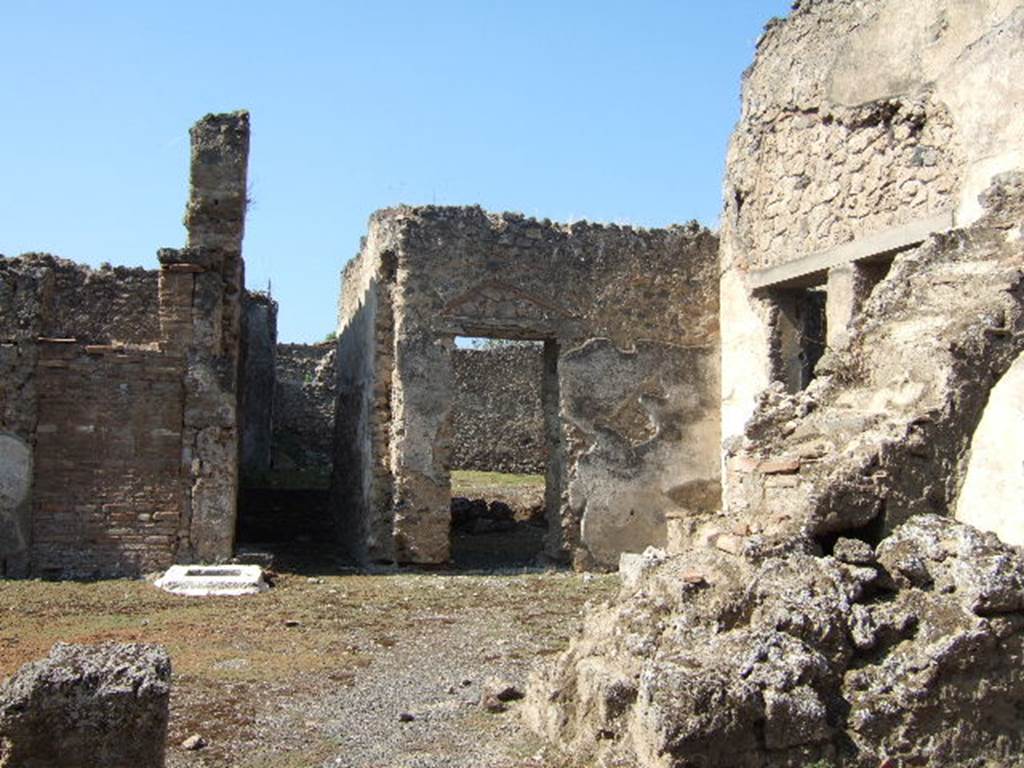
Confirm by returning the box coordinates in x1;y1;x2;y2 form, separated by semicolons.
527;0;1024;765
0;642;172;768
450;344;547;476
0;111;250;578
333;209;720;568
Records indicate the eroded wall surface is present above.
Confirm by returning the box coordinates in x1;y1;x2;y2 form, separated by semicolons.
722;181;1024;547
240;291;278;478
337;207;719;567
720;0;1024;448
0;111;250;578
957;349;1024;544
451;346;545;475
273;342;337;476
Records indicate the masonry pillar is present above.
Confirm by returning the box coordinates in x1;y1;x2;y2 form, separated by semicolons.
159;111;250;562
825;261;888;350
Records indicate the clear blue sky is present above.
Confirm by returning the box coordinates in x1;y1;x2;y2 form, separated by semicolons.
1;1;789;342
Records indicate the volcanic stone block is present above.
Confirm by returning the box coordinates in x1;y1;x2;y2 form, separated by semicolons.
0;642;172;768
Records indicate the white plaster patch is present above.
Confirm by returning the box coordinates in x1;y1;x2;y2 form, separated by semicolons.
956;351;1024;545
154;564;268;596
0;433;31;510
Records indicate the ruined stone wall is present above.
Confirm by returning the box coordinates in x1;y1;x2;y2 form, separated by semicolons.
0;111;250;578
273;342;336;475
0;256;175;577
0;258;47;576
43;259;161;344
333;227;396;563
720;0;1024;446
337;207;719;567
450;346;545;475
240;291;277;478
170;111;249;563
722;181;1024;548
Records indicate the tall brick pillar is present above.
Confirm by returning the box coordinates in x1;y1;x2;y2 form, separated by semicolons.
159;111;250;562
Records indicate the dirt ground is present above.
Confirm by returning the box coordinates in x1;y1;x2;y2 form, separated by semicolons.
0;566;616;767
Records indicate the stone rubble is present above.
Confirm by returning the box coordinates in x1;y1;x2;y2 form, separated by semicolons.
526;515;1024;767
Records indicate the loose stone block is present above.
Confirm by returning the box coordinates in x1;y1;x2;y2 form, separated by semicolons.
0;642;171;768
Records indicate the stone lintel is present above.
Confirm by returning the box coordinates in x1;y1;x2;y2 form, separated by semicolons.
749;210;955;291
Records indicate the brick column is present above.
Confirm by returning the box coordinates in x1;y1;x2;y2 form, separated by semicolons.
159;111;250;562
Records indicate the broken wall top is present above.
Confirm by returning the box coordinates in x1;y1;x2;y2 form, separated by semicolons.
725;0;1024;273
0;253;160;345
352;205;718;348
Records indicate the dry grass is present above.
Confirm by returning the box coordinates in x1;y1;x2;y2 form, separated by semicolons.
0;569;616;767
451;470;545;493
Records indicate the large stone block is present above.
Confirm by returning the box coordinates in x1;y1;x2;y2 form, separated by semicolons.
0;643;171;767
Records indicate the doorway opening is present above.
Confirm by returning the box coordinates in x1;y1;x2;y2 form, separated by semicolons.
237;341;340;572
771;285;828;392
448;336;560;570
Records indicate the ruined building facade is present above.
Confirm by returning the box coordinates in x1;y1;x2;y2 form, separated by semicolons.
2;0;1022;584
333;210;720;568
718;0;1024;546
526;2;1024;765
0;112;250;578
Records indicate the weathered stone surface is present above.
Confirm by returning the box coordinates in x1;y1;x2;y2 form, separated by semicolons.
724;176;1024;543
0;642;171;768
526;515;1024;767
0;434;31;577
154;564;268;596
335;208;720;567
240;291;277;477
451;345;546;475
0;111;250;578
272;341;337;474
177;110;250;564
956;349;1024;544
720;0;1024;447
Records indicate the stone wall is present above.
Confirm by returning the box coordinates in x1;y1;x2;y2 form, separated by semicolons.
273;342;337;475
721;177;1024;549
172;110;249;564
720;0;1024;447
336;207;720;568
451;345;545;475
240;291;277;477
44;260;161;344
0;111;251;578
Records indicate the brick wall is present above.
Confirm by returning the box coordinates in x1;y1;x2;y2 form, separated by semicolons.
31;342;186;578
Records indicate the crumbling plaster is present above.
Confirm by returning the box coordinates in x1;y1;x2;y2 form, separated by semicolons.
720;0;1024;449
335;207;719;568
957;349;1024;544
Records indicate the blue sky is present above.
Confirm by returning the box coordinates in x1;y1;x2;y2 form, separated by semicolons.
1;1;790;342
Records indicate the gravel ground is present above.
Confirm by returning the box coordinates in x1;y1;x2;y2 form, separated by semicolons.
4;473;612;767
315;589;566;768
1;569;615;768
